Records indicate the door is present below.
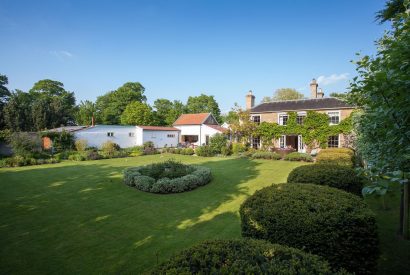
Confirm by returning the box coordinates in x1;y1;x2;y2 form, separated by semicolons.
298;135;305;153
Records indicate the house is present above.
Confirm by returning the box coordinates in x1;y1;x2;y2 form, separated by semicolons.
246;79;355;152
173;113;227;147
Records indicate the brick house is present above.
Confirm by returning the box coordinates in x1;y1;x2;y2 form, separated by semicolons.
246;79;355;152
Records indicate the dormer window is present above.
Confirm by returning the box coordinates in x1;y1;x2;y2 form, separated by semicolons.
327;111;340;125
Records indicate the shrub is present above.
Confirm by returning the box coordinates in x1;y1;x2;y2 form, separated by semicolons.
68;153;86;161
195;145;215;157
232;142;246;154
54;151;75;161
143;141;158;155
317;149;354;166
209;133;228;154
151;239;342;274
181;148;194;155
8;132;42;157
240;183;379;274
74;139;88;151
101;141;120;157
252;151;281;160
284;152;313;162
287;164;363;196
123;160;212;194
0;155;60;167
126;146;144;157
221;145;232;156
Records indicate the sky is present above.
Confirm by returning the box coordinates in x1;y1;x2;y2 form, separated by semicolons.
1;0;388;112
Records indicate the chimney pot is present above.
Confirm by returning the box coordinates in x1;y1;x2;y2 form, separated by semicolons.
310;78;319;98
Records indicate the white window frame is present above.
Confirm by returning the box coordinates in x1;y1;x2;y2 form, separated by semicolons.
251;115;261;125
296;111;306;125
278;113;288;126
280;135;286;148
327;111;341;125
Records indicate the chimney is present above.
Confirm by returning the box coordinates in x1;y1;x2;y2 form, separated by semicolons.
310;78;318;98
317;88;324;98
91;114;95;127
246;90;255;110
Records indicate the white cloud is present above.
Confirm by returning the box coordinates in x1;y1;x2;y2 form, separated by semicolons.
50;50;74;59
316;73;349;86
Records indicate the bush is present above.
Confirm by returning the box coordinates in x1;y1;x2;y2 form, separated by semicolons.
101;141;120;157
126;146;144;157
317;149;354;166
232;142;246;154
287;164;363;196
143;141;158;155
68;153;86;161
240;183;379;274
284;152;313;162
75;139;88;151
8;132;42;157
123;160;212;194
252;151;281;160
195;145;215;157
221;145;232;156
209;133;228;154
181;148;194;155
151;239;342;274
0;155;60;167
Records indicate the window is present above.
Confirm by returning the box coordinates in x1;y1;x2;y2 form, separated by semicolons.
252;137;260;149
129;132;135;137
252;115;261;125
107;132;114;137
328;111;340;125
296;115;305;125
167;134;175;138
279;114;288;125
280;135;285;148
328;135;339;148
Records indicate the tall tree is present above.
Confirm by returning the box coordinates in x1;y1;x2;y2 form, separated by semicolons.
120;102;155;126
186;94;221;122
154;99;186;125
329;92;347;100
3;90;34;131
96;82;146;124
75;100;96;125
272;88;304;101
376;0;405;23
0;74;11;129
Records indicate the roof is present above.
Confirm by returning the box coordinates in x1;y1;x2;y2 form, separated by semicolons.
46;126;89;132
250;97;354;113
173;113;211;125
205;124;228;132
137;126;180;131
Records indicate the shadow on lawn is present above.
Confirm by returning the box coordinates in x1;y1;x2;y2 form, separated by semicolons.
0;156;264;274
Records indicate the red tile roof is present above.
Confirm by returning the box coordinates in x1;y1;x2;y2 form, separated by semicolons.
137;126;180;131
205;124;228;132
173;113;211;125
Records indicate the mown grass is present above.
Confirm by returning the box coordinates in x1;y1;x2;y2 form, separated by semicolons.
0;154;408;274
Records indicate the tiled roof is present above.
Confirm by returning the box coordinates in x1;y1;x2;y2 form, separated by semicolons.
250;97;353;113
205;124;228;132
173;113;211;125
137;126;180;131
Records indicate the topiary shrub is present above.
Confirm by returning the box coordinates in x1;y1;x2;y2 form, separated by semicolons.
151;239;345;274
287;164;363;196
316;148;354;166
195;145;215;157
251;151;281;160
283;152;313;162
123;159;212;193
240;183;379;274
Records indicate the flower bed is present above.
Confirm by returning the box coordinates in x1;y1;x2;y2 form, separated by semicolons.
123;160;212;193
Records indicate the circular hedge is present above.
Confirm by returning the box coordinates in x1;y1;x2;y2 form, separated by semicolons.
287;164;363;196
150;239;343;274
123;160;212;193
240;184;379;274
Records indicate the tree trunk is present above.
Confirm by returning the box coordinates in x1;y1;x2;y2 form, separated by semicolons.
403;183;409;240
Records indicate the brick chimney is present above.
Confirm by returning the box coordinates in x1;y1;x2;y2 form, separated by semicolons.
317;88;324;98
246;90;255;110
310;78;318;98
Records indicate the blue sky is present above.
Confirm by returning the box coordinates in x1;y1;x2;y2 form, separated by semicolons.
1;0;387;112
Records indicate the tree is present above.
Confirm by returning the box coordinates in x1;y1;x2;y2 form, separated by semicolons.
272;88;304;101
349;2;410;239
376;0;405;23
186;94;221;122
75;100;96;125
3;90;34;131
96;82;146;124
329;92;348;100
0;74;11;129
120;102;155;125
154;99;186;126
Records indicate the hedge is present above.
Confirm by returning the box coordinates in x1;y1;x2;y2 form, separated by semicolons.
163;148;194;155
195;145;215;157
123;160;212;193
240;184;379;274
251;151;281;160
283;152;313;162
150;239;345;274
316;148;354;166
287;164;363;196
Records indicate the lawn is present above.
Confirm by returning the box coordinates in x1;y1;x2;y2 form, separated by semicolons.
0;155;409;274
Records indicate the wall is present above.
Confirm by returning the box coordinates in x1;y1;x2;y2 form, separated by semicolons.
175;125;223;146
74;125;137;148
141;130;179;148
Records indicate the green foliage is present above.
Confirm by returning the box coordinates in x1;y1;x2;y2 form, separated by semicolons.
142;141;158;155
283;152;313;162
186;94;222;123
376;0;405;23
74;139;88;152
0;129;11;142
151;239;341;275
220;144;232;156
240;183;379;274
0;155;60;167
153;99;186;126
8;132;42;157
209;133;227;154
271;88;305;101
232;142;247;154
101;141;120;157
164;147;195;155
126;146;144;157
123;160;212;193
287;164;363;196
316;149;354;167
95;82;146;124
120;102;155;125
0;74;11;129
251;151;281;160
41;131;75;151
75;100;96;125
195;145;215;157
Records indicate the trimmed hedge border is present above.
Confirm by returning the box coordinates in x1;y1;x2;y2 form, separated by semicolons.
150;239;345;274
240;183;379;274
316;148;354;167
124;163;212;194
284;152;313;162
287;164;364;196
